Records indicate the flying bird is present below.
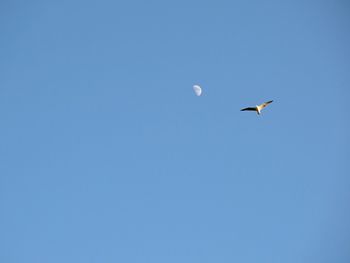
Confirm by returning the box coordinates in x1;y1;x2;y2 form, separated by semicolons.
241;100;273;115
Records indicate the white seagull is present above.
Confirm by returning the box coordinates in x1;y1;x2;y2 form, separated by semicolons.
241;100;273;115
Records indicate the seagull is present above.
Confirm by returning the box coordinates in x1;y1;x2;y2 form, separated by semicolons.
241;100;273;115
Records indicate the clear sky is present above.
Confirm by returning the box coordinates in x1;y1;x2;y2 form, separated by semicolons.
1;1;349;262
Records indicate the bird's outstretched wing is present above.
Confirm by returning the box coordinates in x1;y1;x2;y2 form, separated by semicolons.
240;107;257;111
258;100;273;109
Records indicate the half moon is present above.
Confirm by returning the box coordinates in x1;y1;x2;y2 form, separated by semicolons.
193;85;202;96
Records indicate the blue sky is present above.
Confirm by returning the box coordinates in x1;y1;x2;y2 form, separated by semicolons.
1;1;349;262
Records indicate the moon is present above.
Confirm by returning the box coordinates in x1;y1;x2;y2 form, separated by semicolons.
193;85;202;96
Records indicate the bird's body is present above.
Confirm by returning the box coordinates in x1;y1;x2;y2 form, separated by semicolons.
241;100;273;115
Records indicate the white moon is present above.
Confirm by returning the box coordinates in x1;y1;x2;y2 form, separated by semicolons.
193;85;202;96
